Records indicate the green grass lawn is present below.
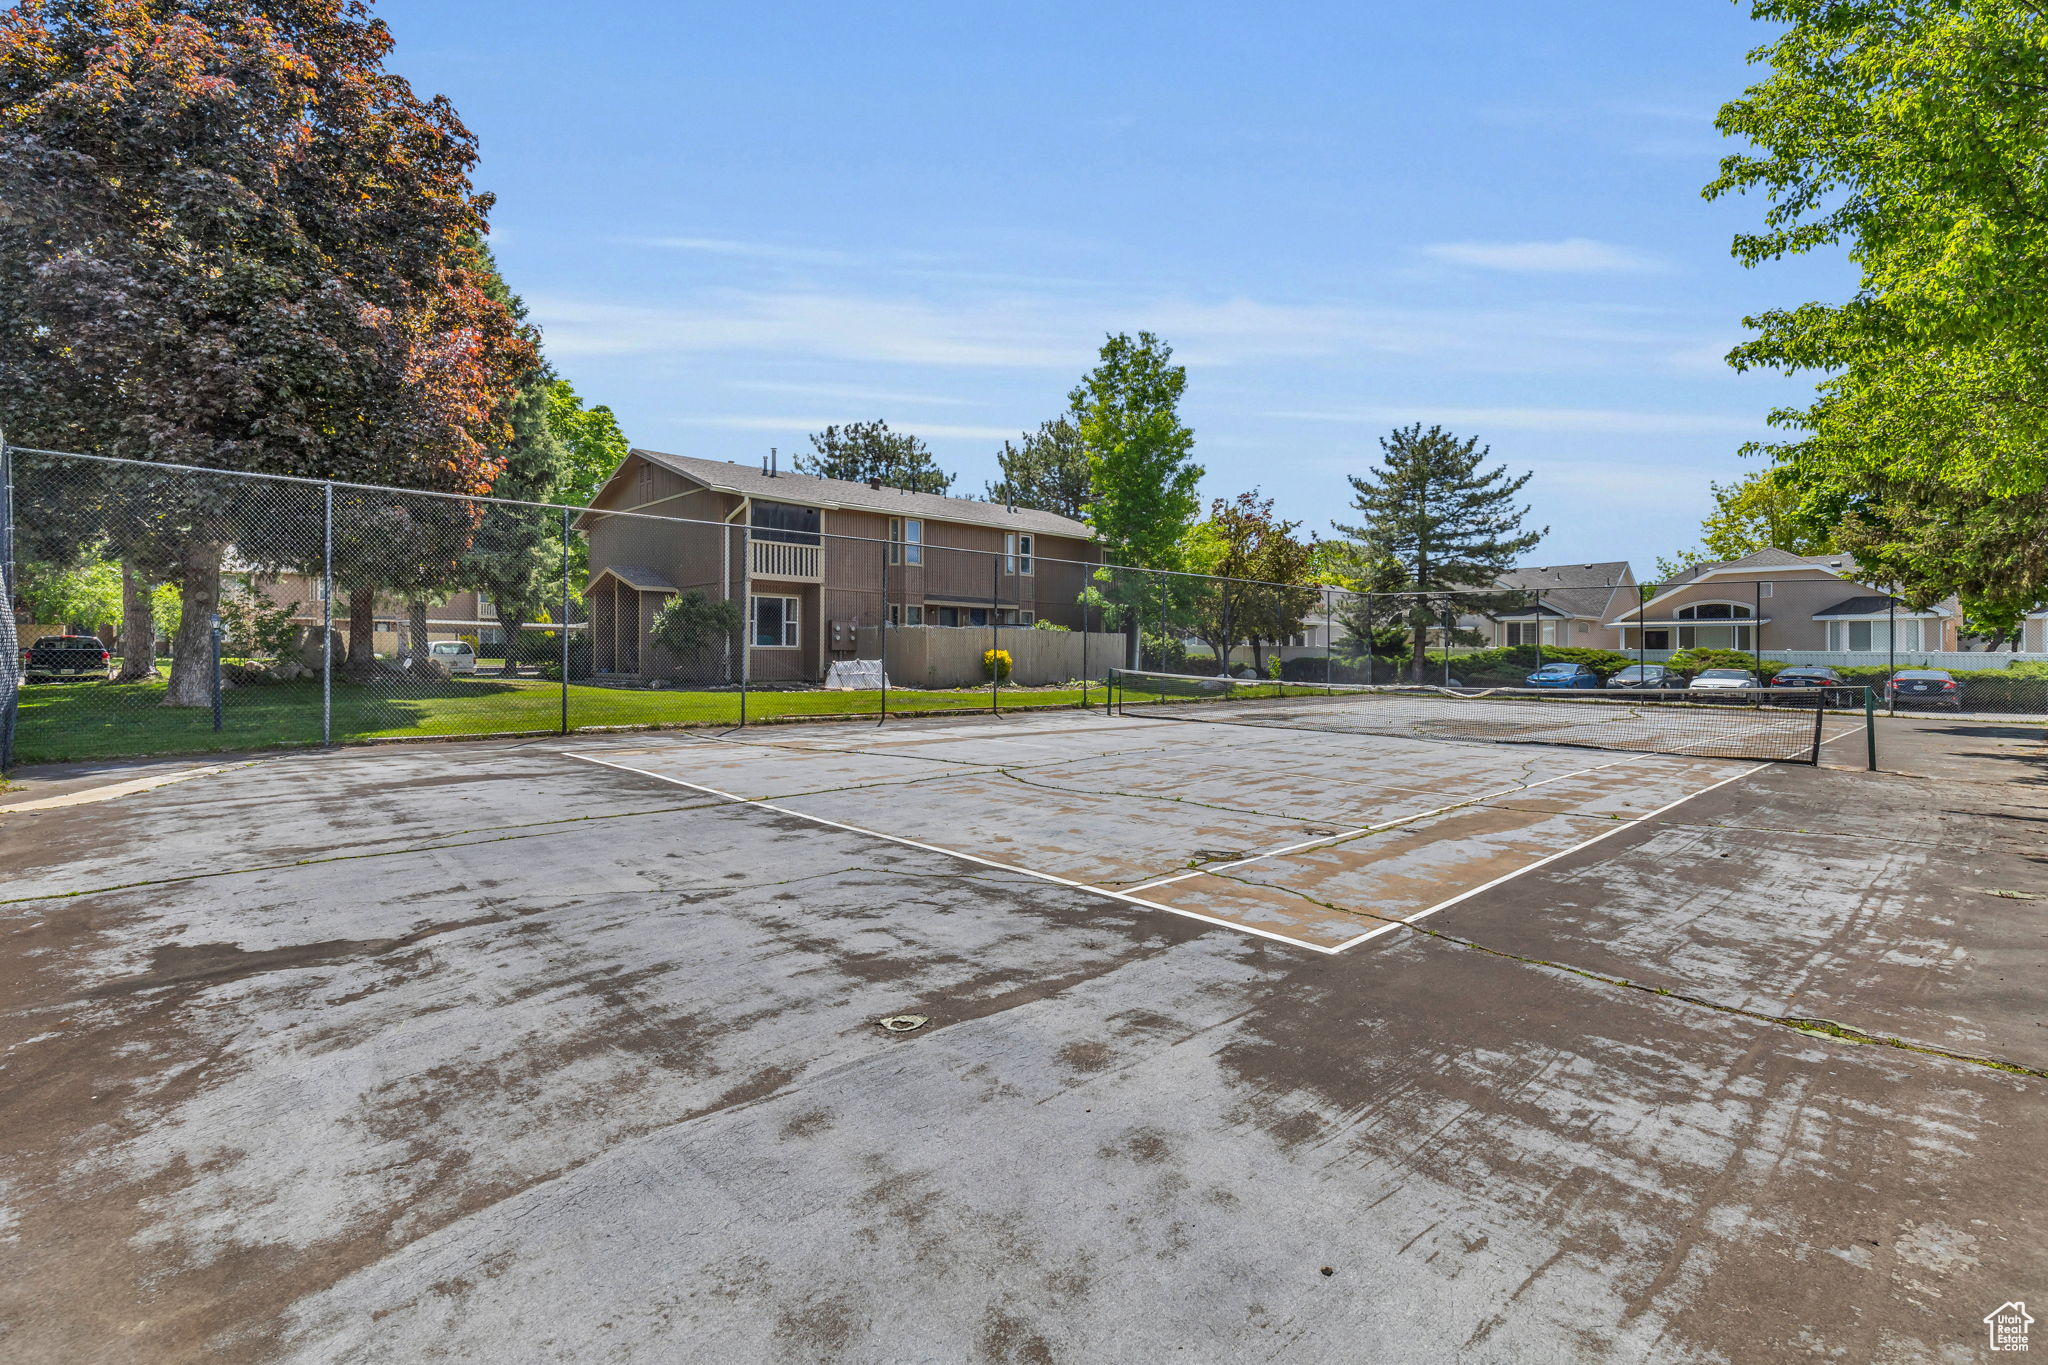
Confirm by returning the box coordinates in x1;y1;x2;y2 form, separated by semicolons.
10;677;1103;764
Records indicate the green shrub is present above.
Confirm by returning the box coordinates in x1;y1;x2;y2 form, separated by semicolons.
1429;644;1635;680
1663;647;1762;675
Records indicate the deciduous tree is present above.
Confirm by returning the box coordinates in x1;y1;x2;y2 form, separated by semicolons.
1707;0;2048;633
0;0;532;703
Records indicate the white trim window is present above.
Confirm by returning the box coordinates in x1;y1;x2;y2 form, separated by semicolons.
750;594;800;648
1005;533;1034;574
1675;601;1755;650
1826;619;1921;652
889;517;924;566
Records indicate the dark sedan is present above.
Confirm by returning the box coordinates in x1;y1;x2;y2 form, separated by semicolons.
1769;665;1856;706
1887;669;1962;711
1607;663;1682;690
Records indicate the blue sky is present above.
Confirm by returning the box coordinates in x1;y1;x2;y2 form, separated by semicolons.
383;0;1849;573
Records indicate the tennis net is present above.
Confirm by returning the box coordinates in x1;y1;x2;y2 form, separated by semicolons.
1111;670;1831;764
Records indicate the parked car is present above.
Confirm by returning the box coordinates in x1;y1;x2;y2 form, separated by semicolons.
1887;668;1961;711
1768;665;1855;706
1687;668;1760;699
22;634;112;683
1524;661;1603;690
1606;663;1682;690
427;640;479;676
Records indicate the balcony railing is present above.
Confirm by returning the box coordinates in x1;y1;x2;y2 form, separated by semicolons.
750;538;822;581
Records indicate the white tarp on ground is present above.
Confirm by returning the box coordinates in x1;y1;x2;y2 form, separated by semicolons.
824;659;889;690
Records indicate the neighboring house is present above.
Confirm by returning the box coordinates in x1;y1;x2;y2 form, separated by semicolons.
244;572;504;652
1486;562;1638;650
577;449;1099;682
1604;548;1964;658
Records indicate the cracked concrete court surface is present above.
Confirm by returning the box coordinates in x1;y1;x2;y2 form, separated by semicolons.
0;708;2043;1363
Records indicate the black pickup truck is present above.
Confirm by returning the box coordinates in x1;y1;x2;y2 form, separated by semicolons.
22;635;112;683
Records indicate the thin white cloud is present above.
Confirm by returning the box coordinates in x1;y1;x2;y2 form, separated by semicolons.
725;379;975;408
1420;237;1667;274
1269;406;1764;435
626;236;855;265
677;415;1017;440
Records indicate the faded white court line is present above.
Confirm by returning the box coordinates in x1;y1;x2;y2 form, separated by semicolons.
564;750;1346;954
1119;751;1678;894
568;742;1773;956
0;764;228;814
1318;762;1769;952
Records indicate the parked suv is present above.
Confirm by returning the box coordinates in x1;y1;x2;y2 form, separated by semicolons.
1887;669;1961;711
1607;663;1682;690
1524;662;1603;689
427;640;479;676
22;635;112;683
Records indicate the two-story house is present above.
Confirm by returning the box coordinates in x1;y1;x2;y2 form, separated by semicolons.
577;449;1099;683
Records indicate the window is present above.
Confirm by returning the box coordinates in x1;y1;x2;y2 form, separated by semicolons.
1676;603;1752;620
1828;619;1921;652
751;594;800;648
1005;533;1034;574
751;502;821;545
887;604;926;626
1574;620;1589;635
1759;583;1774;598
1505;622;1540;646
998;609;1034;627
1644;628;1671;650
889;517;924;565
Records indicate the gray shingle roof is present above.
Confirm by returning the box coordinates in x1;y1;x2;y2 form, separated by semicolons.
597;565;678;592
1813;594;1956;618
1495;562;1632;619
633;448;1095;539
1659;548;1857;588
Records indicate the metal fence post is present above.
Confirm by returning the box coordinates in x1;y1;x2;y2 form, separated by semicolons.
0;434;16;772
1323;587;1334;692
1441;605;1452;687
209;613;223;733
1865;687;1879;771
1753;579;1764;680
321;481;333;746
1364;593;1375;687
559;505;570;736
990;552;1000;714
1637;585;1647;675
1080;576;1090;711
1886;592;1897;716
879;533;889;727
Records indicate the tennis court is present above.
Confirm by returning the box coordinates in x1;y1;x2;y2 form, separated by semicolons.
1;694;2041;1363
568;689;1844;952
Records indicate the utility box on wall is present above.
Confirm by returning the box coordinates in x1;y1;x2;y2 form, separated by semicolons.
829;619;857;653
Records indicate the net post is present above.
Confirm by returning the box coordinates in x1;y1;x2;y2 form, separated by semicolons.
321;481;333;746
559;505;570;736
1865;686;1878;771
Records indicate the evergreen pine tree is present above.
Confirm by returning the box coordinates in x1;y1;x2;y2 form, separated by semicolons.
798;421;953;493
986;417;1090;519
1332;424;1545;679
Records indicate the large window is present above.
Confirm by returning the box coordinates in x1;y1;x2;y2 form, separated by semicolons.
1827;619;1921;652
751;502;821;545
1675;602;1754;650
1005;532;1033;575
889;517;924;565
751;594;800;648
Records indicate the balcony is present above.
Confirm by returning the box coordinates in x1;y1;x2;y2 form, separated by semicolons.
750;538;822;582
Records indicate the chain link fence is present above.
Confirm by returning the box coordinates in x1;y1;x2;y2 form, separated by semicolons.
4;444;2045;770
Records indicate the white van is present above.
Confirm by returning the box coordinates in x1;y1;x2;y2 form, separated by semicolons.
428;640;478;675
